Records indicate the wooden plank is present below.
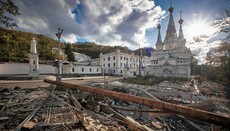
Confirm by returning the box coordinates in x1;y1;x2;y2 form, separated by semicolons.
100;105;145;131
14;96;50;131
44;79;230;127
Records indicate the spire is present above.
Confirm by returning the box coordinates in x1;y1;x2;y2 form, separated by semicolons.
156;24;162;45
164;2;177;41
178;11;184;39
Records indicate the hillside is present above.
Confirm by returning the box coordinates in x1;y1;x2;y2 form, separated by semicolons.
0;27;60;62
0;27;152;62
72;43;132;59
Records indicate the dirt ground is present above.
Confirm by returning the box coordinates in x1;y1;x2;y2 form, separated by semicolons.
0;76;122;89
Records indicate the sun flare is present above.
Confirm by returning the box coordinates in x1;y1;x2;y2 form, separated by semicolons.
187;20;210;37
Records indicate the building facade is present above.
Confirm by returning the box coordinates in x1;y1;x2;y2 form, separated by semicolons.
73;52;91;62
100;50;151;75
62;63;101;75
147;5;191;78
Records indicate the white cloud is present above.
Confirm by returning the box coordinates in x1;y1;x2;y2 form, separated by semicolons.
183;15;225;64
187;37;221;64
62;34;77;43
13;0;164;49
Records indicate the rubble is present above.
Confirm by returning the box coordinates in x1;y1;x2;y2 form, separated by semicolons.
0;77;230;130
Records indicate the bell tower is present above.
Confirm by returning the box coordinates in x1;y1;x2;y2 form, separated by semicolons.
28;38;39;77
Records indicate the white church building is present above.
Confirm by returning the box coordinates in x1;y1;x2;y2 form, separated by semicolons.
147;5;191;78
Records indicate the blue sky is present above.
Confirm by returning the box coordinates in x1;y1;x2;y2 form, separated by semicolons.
147;0;230;47
12;0;230;64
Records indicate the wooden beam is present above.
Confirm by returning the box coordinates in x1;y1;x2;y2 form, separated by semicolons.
15;96;50;131
44;79;230;127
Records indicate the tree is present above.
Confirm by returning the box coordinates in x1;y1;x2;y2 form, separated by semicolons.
206;8;230;84
65;43;75;62
0;0;20;28
190;54;198;76
213;8;230;41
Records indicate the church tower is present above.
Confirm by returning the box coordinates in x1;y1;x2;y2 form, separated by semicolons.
177;11;186;48
163;3;177;50
28;38;39;77
155;24;163;50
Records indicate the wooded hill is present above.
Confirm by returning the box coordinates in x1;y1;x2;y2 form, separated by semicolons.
0;27;60;62
0;27;142;62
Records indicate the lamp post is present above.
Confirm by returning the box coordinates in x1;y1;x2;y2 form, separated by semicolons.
139;44;141;76
56;28;63;82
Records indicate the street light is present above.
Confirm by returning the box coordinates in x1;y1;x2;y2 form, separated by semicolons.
56;28;63;82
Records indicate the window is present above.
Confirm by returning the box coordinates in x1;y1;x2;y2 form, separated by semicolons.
97;68;99;72
120;63;122;67
103;64;105;67
113;56;115;60
33;60;36;64
120;56;122;60
72;68;75;72
114;70;115;74
108;57;110;61
103;58;105;61
108;63;110;67
89;68;92;72
82;68;84;72
113;63;115;67
130;58;131;61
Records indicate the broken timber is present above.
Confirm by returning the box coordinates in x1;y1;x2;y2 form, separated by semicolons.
44;79;230;126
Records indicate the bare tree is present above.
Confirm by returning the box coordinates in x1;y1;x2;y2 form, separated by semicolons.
213;8;230;41
0;0;20;28
206;8;230;84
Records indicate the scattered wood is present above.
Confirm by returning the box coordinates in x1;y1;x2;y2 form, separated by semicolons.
99;103;171;113
151;121;163;129
44;79;230;126
22;121;36;129
69;91;83;110
15;96;50;131
178;115;205;131
0;117;9;121
38;121;81;127
100;104;145;130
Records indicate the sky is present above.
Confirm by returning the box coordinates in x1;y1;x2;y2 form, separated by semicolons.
12;0;230;64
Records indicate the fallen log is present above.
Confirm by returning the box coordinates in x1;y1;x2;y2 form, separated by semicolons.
44;79;230;127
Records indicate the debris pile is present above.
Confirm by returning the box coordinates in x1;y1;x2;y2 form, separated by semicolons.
0;77;230;130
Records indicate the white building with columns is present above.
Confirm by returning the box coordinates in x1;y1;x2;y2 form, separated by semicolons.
147;5;191;78
60;49;151;76
99;49;151;75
